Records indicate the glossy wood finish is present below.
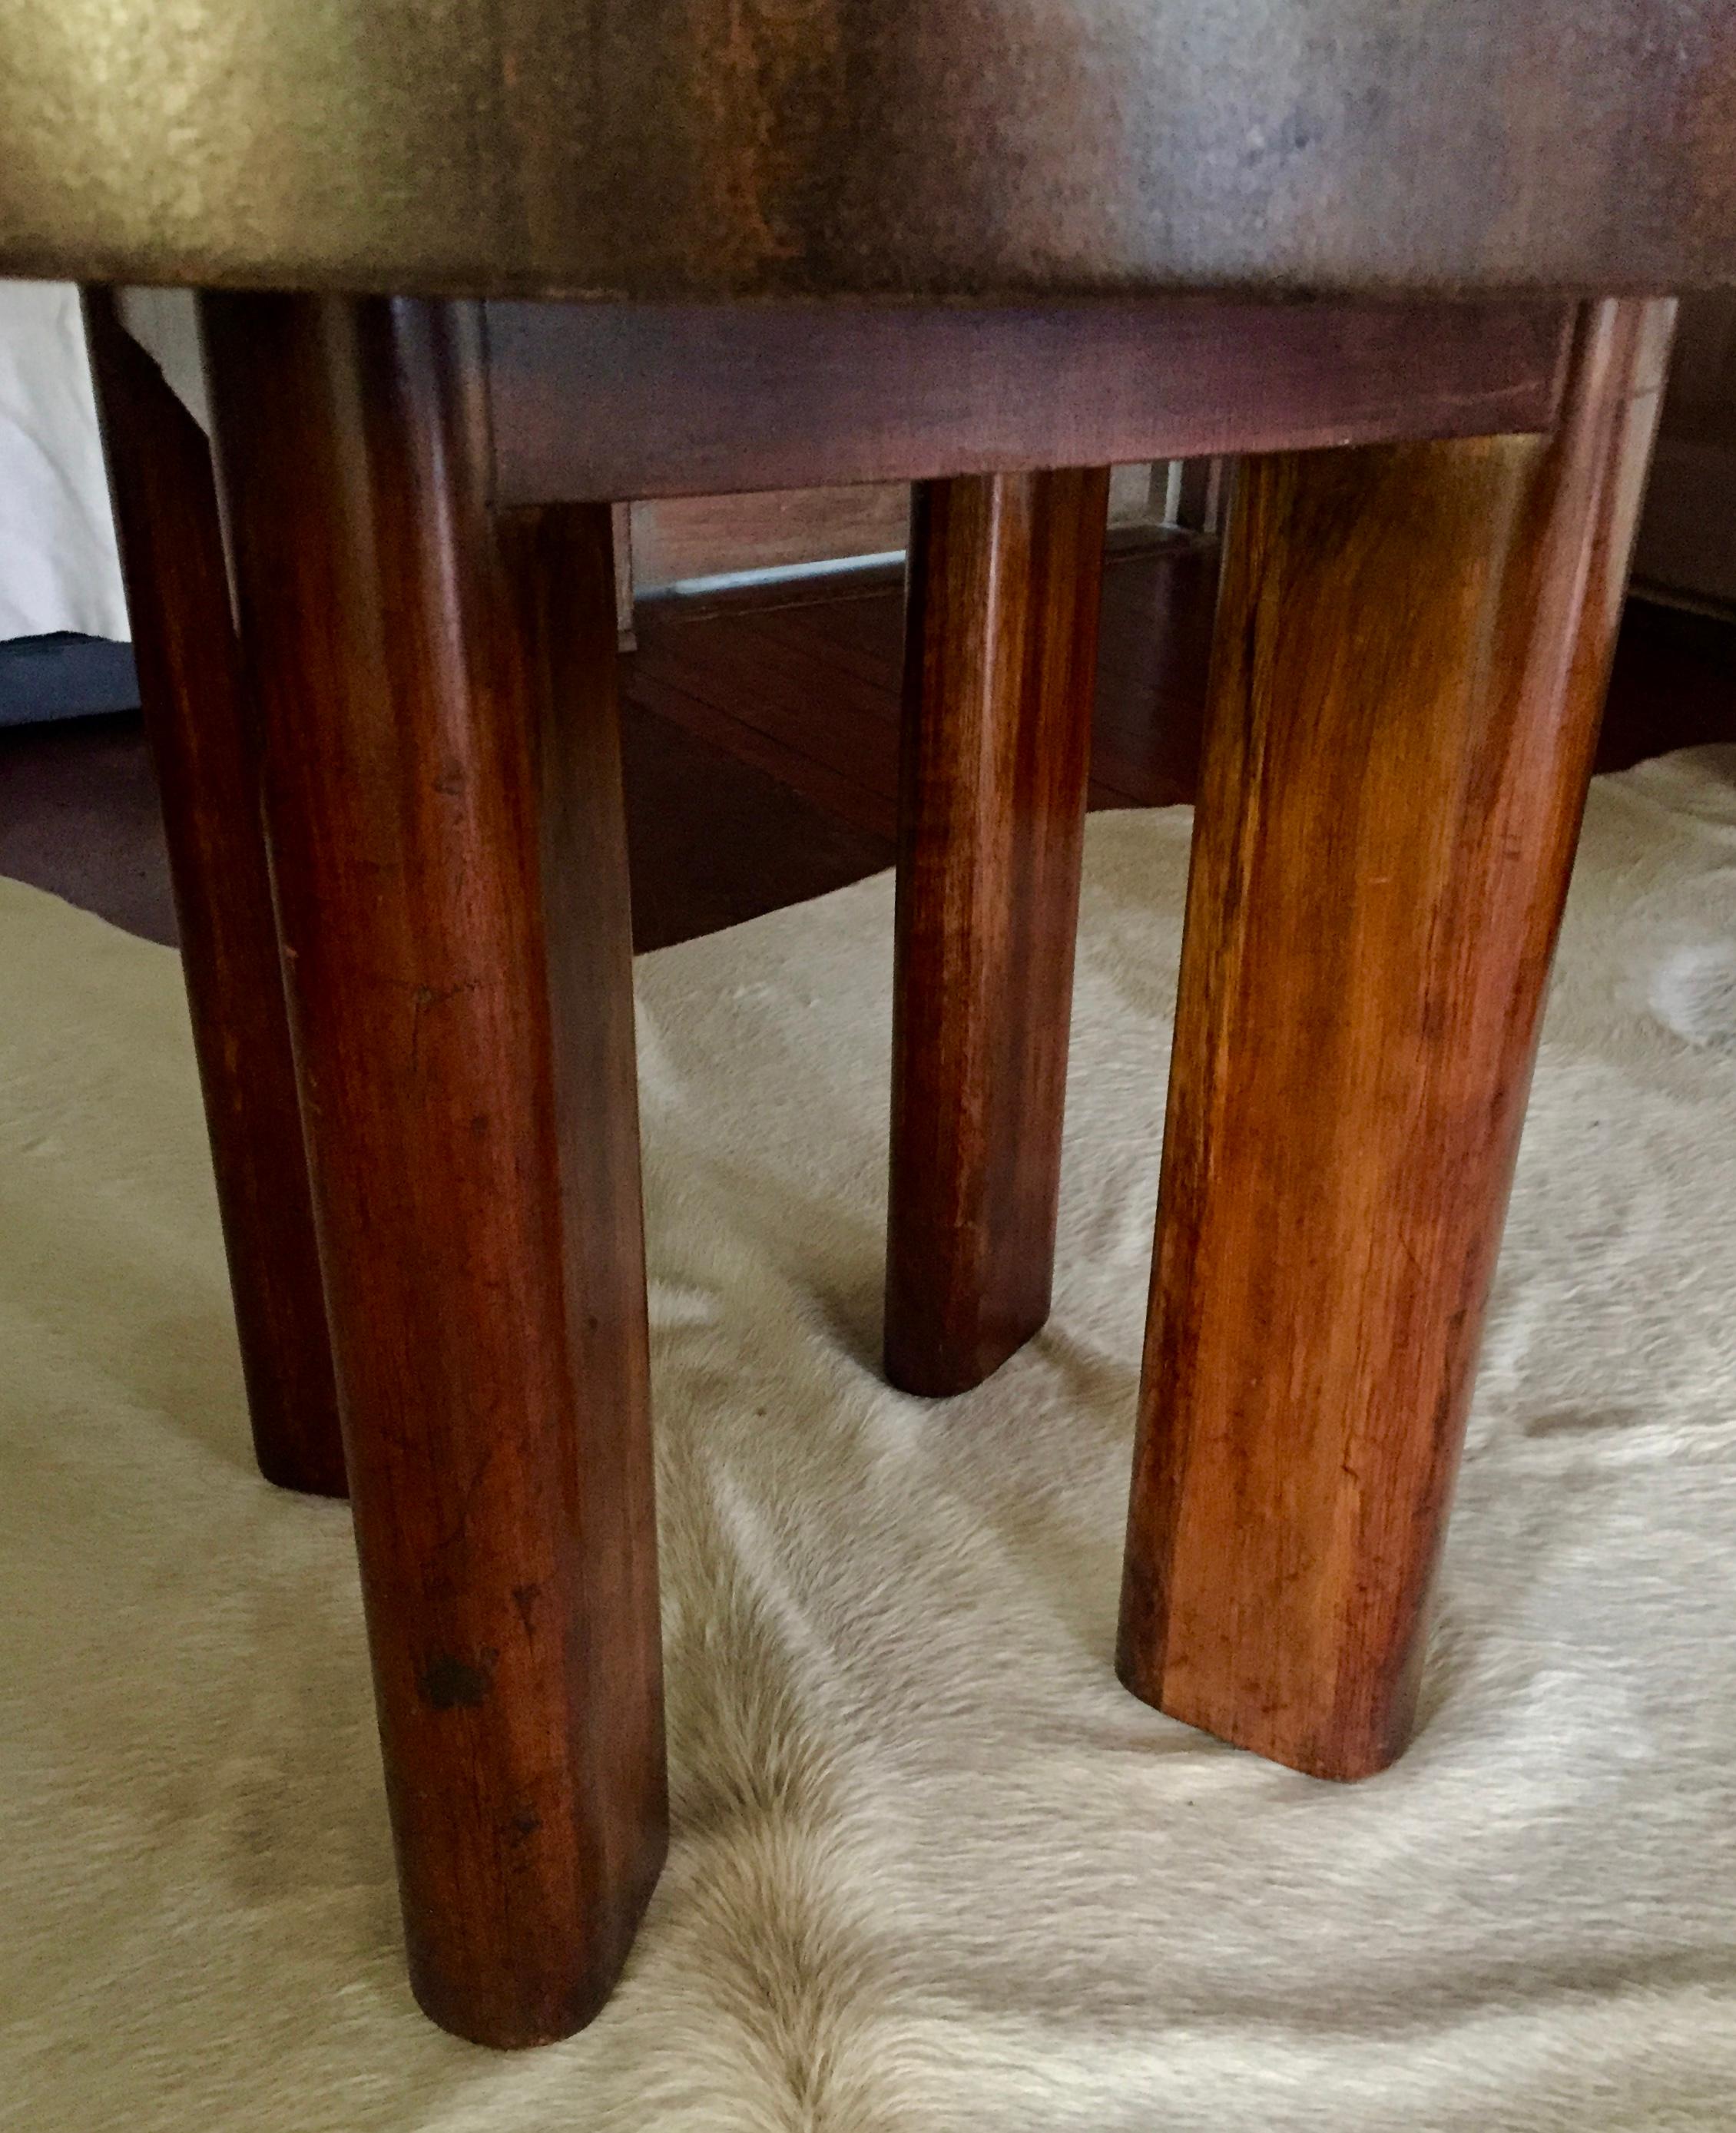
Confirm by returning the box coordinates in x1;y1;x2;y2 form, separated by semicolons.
886;469;1108;1395
8;5;1735;300
1118;298;1675;1780
488;300;1572;505
80;290;345;1499
9;557;1733;960
200;293;665;2046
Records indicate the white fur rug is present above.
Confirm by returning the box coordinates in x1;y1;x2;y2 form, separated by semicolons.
5;752;1736;2130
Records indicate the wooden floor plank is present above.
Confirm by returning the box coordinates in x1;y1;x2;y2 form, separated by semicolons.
2;547;1730;956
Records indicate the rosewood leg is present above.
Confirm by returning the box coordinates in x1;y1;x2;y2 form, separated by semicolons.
885;469;1109;1396
200;293;666;2045
81;291;346;1499
1118;299;1674;1780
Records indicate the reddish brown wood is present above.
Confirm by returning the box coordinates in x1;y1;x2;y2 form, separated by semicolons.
81;289;345;1499
9;558;1733;971
200;292;665;2045
487;300;1573;505
1117;298;1675;1780
885;469;1109;1395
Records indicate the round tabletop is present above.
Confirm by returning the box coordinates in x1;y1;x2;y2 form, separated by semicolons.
2;0;1734;301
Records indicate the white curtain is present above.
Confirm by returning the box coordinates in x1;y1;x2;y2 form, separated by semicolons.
0;280;128;642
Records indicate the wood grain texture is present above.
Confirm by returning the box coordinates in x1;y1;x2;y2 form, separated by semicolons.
5;516;1729;967
7;5;1735;298
487;300;1573;505
1117;297;1675;1781
81;288;345;1499
200;292;665;2045
885;469;1108;1395
630;484;910;589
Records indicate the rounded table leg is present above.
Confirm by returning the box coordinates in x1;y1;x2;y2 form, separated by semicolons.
1118;300;1675;1780
83;290;346;1499
202;293;666;2045
885;467;1109;1396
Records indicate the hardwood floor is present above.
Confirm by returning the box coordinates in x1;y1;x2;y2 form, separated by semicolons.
0;536;1729;952
628;531;1214;852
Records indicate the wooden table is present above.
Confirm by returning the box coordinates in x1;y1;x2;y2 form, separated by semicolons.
6;0;1734;2049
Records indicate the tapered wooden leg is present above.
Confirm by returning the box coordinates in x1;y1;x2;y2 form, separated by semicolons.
1118;299;1675;1780
200;293;665;2046
81;291;346;1499
885;468;1109;1396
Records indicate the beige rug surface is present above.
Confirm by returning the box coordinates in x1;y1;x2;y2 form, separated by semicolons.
5;754;1736;2130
